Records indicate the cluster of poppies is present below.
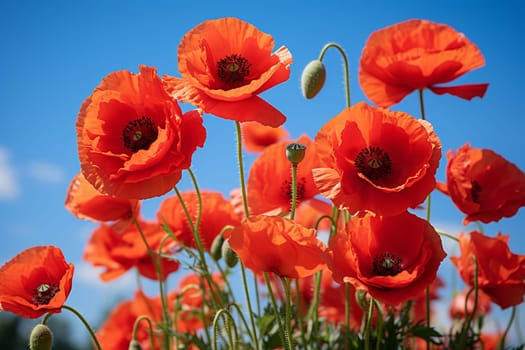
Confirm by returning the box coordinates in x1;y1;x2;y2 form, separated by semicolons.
1;16;525;350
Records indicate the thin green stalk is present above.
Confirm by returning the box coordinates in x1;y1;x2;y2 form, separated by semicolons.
318;42;351;107
213;309;239;350
294;279;307;347
132;218;171;350
234;120;260;350
290;163;298;220
132;315;156;350
460;256;479;347
62;305;102;350
364;297;374;350
264;272;287;349
281;277;294;350
498;305;516;350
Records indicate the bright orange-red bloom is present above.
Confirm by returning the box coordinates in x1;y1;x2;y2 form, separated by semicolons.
0;246;74;318
313;102;441;216
157;190;240;251
84;220;179;281
437;143;525;224
65;172;139;227
77;65;206;199
451;231;525;309
228;215;327;278
326;211;446;306
163;17;293;127
248;135;321;215
359;19;488;107
97;290;163;350
242;121;289;152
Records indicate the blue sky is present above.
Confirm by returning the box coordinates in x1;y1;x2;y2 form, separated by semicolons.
1;0;524;344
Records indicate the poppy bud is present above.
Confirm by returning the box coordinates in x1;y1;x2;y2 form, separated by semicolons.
286;143;307;166
210;233;225;261
222;240;239;268
29;324;53;350
128;339;143;350
301;59;326;99
355;289;370;311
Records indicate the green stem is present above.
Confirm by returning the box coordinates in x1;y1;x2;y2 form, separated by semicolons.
132;218;171;350
418;89;426;121
364;297;374;350
290;163;298;220
213;309;238;350
498;305;516;350
437;230;460;242
61;305;102;350
234;120;260;350
264;272;287;349
281;277;294;350
294;279;307;347
318;42;351;107
131;315;156;350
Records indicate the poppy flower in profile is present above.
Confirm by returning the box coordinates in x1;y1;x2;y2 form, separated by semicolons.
313;102;441;216
241;121;289;153
84;220;179;281
359;19;489;108
248;135;321;215
437;143;525;225
97;290;163;350
77;65;206;200
326;211;446;306
157;190;240;251
163;17;293;127
65;172;139;229
227;215;327;278
0;246;74;319
451;231;525;309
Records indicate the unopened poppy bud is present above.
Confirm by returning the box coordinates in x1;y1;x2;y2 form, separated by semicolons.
222;240;238;268
301;59;326;99
128;339;143;350
210;233;225;261
355;289;370;311
29;324;53;350
286;143;307;166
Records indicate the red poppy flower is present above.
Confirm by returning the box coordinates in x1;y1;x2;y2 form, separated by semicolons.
157;190;240;251
451;231;525;309
97;290;163;350
65;172;139;227
313;102;441;216
359;19;488;108
242;121;289;152
84;220;179;281
77;65;206;199
163;17;293;127
227;215;327;278
326;211;446;306
0;246;74;319
437;143;525;224
248;135;321;215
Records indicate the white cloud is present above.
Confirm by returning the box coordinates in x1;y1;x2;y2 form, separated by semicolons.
26;161;65;184
0;147;19;200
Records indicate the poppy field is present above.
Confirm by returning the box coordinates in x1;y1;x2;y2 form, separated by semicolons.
1;13;524;350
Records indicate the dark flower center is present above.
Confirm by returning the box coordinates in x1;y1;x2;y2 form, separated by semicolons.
373;252;402;276
216;54;252;88
282;177;306;202
470;181;481;203
32;283;60;306
122;116;158;153
354;146;392;181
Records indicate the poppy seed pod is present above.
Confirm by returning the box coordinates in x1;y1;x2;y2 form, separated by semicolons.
210;233;225;261
301;60;326;99
222;240;239;268
29;324;53;350
286;143;307;166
